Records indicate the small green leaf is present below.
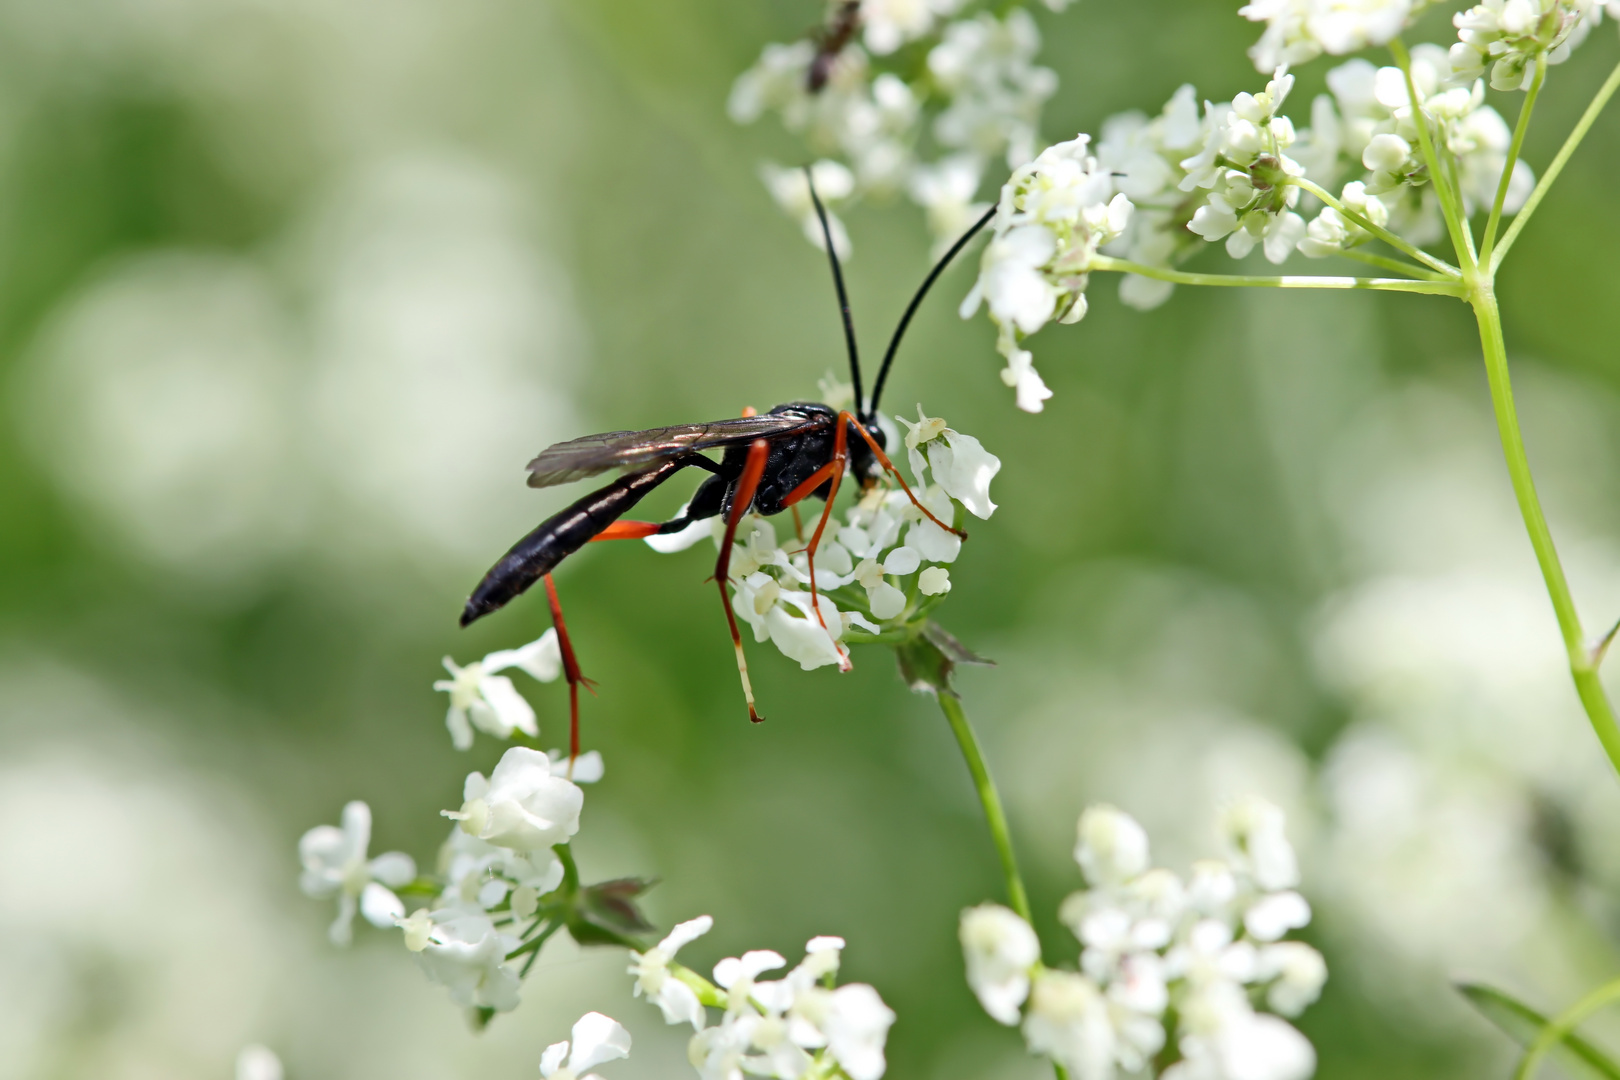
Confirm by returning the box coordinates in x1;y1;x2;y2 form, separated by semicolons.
1457;980;1620;1080
568;876;657;945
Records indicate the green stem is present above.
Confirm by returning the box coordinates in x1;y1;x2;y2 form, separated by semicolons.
1335;247;1450;281
1470;285;1620;777
1481;53;1546;262
1492;53;1620;273
1090;255;1465;297
1514;976;1620;1080
937;691;1033;924
1292;176;1461;277
1391;37;1475;269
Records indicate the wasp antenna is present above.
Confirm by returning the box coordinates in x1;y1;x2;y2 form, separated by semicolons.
804;165;864;414
868;203;998;419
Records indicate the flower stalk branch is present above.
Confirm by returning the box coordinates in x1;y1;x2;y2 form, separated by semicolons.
1088;256;1466;296
1482;54;1547;261
1491;53;1620;273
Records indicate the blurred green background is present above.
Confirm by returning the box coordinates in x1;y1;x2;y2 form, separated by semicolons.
6;1;1620;1078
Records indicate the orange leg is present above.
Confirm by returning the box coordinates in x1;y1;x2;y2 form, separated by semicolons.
715;439;771;723
781;427;852;670
841;411;966;539
543;573;595;769
589;520;663;542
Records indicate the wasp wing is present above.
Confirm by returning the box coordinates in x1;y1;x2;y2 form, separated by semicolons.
525;414;825;488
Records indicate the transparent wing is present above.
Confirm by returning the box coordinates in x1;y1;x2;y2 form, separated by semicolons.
524;414;823;488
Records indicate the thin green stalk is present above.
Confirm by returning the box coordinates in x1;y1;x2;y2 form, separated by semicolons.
1292;175;1461;277
1391;38;1475;269
937;691;1032;924
1335;247;1451;281
1090;255;1465;296
1471;285;1620;777
1492;53;1620;273
1514;976;1620;1080
1481;53;1546;261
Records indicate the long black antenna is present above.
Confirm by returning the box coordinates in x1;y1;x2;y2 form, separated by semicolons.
867;204;998;418
805;166;863;415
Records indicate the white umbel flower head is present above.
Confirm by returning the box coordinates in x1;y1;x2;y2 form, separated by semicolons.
1076;805;1151;886
540;1012;633;1080
964;135;1132;412
630;915;715;1029
960;903;1041;1024
443;747;585;854
790;983;897;1080
298;800;417;945
434;629;561;750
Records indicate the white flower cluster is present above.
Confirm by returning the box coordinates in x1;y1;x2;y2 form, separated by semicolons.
394;746;595;1012
629;916;899;1080
960;801;1326;1080
1240;0;1430;72
1296;49;1534;253
1451;0;1620;91
300;746;596;1014
435;629;563;750
649;408;998;670
1182;68;1308;265
960;136;1131;412
729;4;1070;254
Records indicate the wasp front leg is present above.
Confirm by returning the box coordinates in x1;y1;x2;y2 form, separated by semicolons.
714;439;771;723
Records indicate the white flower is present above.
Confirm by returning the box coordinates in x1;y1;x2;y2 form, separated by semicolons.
1257;942;1328;1016
413;910;522;1012
235;1045;282;1080
895;406;1001;519
1076;805;1151;886
547;748;605;782
444;747;584;854
919;567;952;595
630;915;714;1029
1023;969;1116;1080
714;949;788;1013
960;903;1040;1024
1243;891;1312;942
1240;0;1420;73
863;0;964;56
1220;797;1299;891
1452;0;1612;91
909;154;991;257
435;630;560;750
540;1012;633;1080
298;800;416;946
796;983;897;1080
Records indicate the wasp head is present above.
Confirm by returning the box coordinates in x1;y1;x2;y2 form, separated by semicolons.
849;416;886;490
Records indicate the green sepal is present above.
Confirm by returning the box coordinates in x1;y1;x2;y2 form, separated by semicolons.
894;620;993;697
1457;980;1620;1080
566;877;658;946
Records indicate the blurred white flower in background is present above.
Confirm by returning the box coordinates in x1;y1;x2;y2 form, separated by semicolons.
236;1044;284;1080
960;903;1041;1023
14;154;584;595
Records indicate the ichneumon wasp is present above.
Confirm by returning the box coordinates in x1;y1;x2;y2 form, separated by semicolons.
460;171;996;750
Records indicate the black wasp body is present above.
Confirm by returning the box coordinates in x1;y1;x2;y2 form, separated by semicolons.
460;402;885;628
460;170;997;728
